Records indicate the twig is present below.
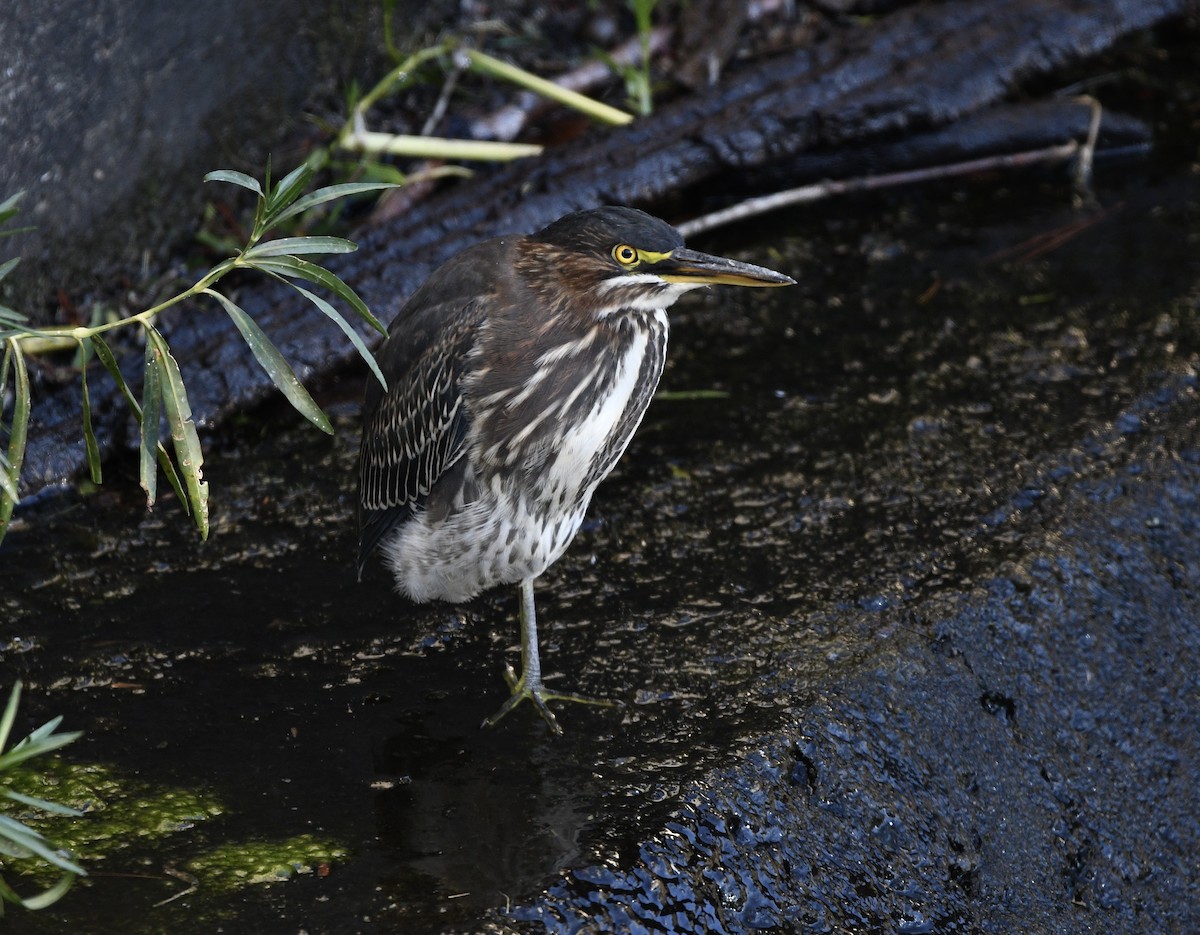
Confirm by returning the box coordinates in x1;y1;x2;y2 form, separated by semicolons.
677;140;1082;239
983;202;1121;265
421;55;468;137
458;49;634;127
680;98;1109;239
1069;95;1103;207
340;129;542;160
152;864;200;907
471;28;672;141
341;131;543;161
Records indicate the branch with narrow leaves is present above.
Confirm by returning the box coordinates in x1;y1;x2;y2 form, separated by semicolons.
0;682;85;915
0;167;394;546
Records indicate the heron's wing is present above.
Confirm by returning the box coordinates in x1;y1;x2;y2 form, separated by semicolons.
355;301;483;573
355;236;525;575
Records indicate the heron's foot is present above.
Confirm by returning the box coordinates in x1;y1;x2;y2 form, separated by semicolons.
482;664;621;736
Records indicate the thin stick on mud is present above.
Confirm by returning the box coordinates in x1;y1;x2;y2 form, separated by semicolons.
678;139;1086;239
677;98;1108;239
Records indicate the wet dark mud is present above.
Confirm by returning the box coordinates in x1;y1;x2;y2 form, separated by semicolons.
3;148;1198;933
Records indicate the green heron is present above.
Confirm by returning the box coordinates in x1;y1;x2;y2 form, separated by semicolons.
357;206;793;733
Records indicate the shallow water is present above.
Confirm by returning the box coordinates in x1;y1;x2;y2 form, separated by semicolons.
2;161;1198;932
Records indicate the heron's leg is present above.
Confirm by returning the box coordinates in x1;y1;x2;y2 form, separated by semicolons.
482;578;619;735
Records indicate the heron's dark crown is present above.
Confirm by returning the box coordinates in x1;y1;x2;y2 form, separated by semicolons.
533;206;684;256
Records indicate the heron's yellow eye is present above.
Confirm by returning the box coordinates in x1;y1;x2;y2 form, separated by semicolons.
613;244;639;266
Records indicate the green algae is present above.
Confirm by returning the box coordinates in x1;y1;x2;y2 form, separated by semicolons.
184;834;348;889
1;759;347;896
1;759;223;871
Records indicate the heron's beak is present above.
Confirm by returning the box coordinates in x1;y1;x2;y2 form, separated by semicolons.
655;247;795;287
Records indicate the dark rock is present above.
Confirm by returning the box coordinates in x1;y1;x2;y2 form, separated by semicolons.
0;0;408;315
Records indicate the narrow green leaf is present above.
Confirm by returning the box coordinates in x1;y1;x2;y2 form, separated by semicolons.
290;283;388;391
0;344;9;403
260;162;315;236
269;182;400;228
266;162;313;215
0;348;15;503
244;236;357;259
0;303;29;326
0;872;23;908
203;289;333;434
0;340;30;541
251;256;386;335
0;448;15;504
0;257;19;282
91;335;186;510
79;348;102;485
24;714;69;744
0;192;33;240
354;162;410;186
155;440;187;508
13;871;79;910
2;790;83;817
0;816;86;876
145;325;209;539
250;180;267;244
0;729;82;771
203;170;264;198
0;191;25;219
0;682;21;754
140;339;162;508
0;224;35;241
89;334;134;415
0;320;46;341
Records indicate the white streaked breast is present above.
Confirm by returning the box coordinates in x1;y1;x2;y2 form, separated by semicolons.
544;312;662;498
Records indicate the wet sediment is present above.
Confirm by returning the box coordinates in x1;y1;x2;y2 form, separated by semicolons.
3;157;1198;930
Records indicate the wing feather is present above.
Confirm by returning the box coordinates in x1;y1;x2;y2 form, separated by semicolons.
354;235;519;575
355;303;482;573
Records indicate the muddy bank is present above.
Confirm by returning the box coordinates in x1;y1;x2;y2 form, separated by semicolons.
3;147;1198;930
501;375;1200;933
